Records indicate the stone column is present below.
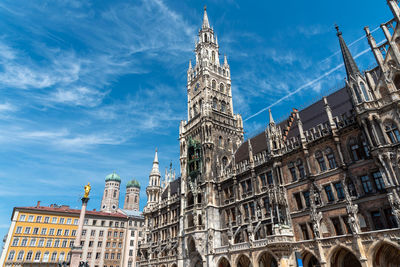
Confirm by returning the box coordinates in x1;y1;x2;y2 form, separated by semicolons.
70;197;89;267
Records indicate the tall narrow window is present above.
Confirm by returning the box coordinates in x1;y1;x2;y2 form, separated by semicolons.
294;193;303;210
220;101;226;112
325;147;337;169
288;162;297;182
331;217;343;235
372;171;385;192
371;211;384;230
300;224;310;240
353;85;362;103
297;159;306;179
303;191;310;208
324;185;335;202
212;80;216;89
348;137;361;161
260;174;267;187
361;175;373;194
220;83;224;93
212;98;217;109
315;151;327;172
334;183;345;200
360;82;369;101
266;171;274;185
212;51;215;63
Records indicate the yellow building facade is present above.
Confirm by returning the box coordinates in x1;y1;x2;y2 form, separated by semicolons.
1;203;79;267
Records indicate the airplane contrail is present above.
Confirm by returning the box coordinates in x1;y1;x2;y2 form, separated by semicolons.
243;37;385;122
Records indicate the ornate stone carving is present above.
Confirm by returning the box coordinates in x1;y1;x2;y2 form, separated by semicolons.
343;179;360;234
388;191;400;226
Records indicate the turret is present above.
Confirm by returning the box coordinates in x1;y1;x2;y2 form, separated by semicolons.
145;149;161;208
100;172;121;213
124;179;140;211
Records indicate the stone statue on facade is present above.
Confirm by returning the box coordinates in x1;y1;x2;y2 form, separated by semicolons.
343;179;360;234
388;191;400;226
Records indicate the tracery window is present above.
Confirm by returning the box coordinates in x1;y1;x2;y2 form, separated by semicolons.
385;122;400;143
212;98;217;109
353;85;362;103
221;101;226;112
360;82;369;101
220;83;224;93
212;80;216;89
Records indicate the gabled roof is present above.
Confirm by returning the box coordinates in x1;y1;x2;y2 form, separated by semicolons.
234;87;354;164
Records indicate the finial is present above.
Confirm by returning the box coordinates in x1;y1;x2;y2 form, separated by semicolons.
204;5;207;11
335;24;342;36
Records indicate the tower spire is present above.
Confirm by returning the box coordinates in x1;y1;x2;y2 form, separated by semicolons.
268;108;275;125
202;5;210;29
151;148;160;175
336;25;360;80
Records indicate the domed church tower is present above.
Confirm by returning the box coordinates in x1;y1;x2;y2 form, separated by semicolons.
124;179;141;211
100;172;121;213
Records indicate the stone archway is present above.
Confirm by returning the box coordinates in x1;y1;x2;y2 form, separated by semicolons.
371;241;400;267
171;264;177;267
301;250;320;267
330;246;361;267
237;254;252;267
258;251;277;267
217;257;231;267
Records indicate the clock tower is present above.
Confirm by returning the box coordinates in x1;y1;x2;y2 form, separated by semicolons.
178;6;244;267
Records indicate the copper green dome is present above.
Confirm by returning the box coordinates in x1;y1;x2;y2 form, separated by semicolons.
126;179;140;189
105;172;121;182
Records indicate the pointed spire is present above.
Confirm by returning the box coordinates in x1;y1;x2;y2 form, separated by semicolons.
268;109;275;125
215;35;218;46
224;55;228;66
336;25;360;80
150;148;160;176
188;60;192;70
248;139;254;164
202;5;210;29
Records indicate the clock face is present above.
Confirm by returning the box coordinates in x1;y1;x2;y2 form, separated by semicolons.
194;83;200;91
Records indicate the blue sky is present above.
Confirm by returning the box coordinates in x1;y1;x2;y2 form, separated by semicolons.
0;0;390;238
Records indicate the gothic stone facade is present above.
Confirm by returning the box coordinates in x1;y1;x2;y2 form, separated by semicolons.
139;2;400;267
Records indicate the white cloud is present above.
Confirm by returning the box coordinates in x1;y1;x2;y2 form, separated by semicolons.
50;86;108;107
0;102;16;112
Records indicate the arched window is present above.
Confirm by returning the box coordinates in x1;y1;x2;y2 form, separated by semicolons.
212;80;216;89
43;251;50;262
394;75;400;90
385;122;400;143
8;250;15;261
221;101;226;112
212;51;215;63
113;190;117;198
315;150;327;172
34;251;41;261
17;250;24;261
59;252;65;261
51;252;57;261
296;159;306;179
187;192;194;206
347;179;357;197
135;196;138;203
222;156;228;167
26;251;33;261
219;136;223;146
212;98;218;109
348;137;361;161
227;71;229;76
325;147;337;169
360;82;369;101
353;85;362;103
220;83;225;93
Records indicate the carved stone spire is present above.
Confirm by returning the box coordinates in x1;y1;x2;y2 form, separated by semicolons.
202;5;210;29
336;25;361;80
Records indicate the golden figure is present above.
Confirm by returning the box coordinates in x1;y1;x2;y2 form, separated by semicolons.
83;183;91;198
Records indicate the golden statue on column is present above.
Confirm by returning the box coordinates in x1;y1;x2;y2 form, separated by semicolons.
83;183;91;198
